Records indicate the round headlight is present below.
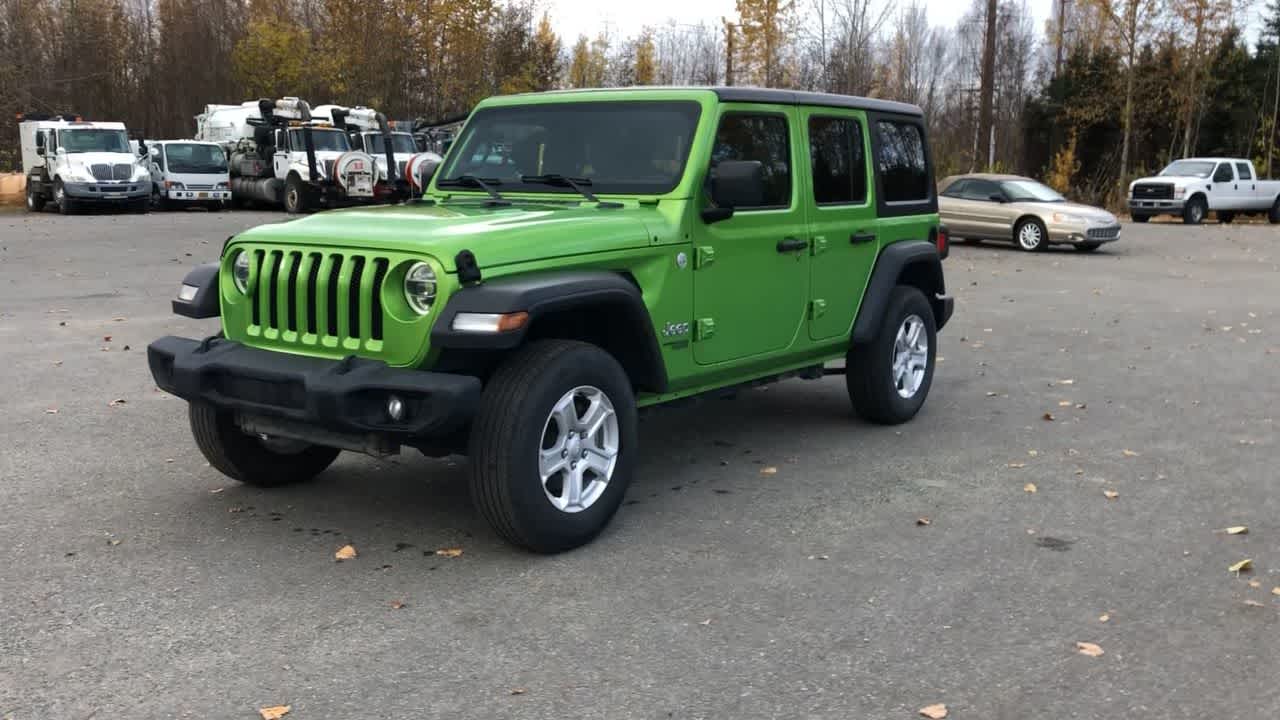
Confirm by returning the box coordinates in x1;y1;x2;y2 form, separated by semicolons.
232;251;251;293
404;262;437;315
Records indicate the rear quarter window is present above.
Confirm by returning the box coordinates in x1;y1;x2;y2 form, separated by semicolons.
874;120;930;203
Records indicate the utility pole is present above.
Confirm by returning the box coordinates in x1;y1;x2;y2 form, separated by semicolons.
977;0;998;172
723;19;736;87
1054;0;1069;77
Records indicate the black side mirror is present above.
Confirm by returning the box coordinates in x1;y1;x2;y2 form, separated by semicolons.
702;160;765;224
36;146;45;157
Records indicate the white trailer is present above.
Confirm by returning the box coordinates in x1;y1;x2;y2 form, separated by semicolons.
19;115;151;214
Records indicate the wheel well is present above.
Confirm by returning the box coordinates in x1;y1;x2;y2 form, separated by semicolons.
523;301;666;393
1013;214;1043;236
895;259;947;324
1187;192;1207;205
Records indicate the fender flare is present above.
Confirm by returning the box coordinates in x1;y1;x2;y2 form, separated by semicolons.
172;262;220;319
851;240;951;344
431;270;667;392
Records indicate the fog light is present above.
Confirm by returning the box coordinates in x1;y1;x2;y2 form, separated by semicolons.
386;395;405;422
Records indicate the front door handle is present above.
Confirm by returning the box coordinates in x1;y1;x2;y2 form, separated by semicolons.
850;232;877;244
777;237;808;253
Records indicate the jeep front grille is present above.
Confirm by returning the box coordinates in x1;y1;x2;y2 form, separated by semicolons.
248;249;390;347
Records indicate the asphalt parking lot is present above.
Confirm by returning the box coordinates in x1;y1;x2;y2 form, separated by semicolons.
1;208;1278;719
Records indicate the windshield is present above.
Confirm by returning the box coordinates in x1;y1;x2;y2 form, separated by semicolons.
59;129;130;153
163;143;227;174
365;132;417;155
1000;179;1065;203
439;101;701;195
289;128;350;153
1160;160;1215;178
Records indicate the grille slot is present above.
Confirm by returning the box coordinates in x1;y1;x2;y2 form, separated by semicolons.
91;164;111;181
113;163;131;180
1132;183;1172;200
250;248;389;346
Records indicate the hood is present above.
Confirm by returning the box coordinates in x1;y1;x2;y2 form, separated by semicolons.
65;151;141;166
234;201;658;271
1017;201;1117;223
1131;175;1201;186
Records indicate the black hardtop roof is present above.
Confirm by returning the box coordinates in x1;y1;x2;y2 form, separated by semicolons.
500;86;924;118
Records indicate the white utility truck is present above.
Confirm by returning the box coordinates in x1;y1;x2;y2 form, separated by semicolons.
1128;157;1280;225
194;98;378;213
312;104;441;198
144;139;232;210
19;115;151;214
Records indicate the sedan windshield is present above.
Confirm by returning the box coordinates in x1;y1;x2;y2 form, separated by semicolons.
439;101;701;195
365;132;417;155
1000;180;1065;203
60;129;130;153
163;143;228;173
1160;160;1215;178
289;128;350;152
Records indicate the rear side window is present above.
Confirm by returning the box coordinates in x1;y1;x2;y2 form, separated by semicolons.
711;113;791;209
874;120;929;203
1213;163;1234;183
808;116;867;205
1236;162;1253;180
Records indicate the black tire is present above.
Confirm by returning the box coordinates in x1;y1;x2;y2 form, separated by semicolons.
1014;217;1048;251
1130;214;1150;223
1219;211;1234;224
1269;198;1280;224
130;198;150;214
53;179;76;215
1075;242;1102;252
846;286;937;425
284;174;310;214
469;340;638;553
1182;196;1206;225
188;402;340;487
25;178;45;212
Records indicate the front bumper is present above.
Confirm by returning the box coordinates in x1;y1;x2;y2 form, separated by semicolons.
1048;223;1122;245
167;189;231;202
147;336;481;440
1127;197;1185;213
62;181;148;200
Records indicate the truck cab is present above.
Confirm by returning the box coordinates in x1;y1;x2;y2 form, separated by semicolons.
20;116;151;214
1128;157;1280;225
145;139;232;210
150;87;953;553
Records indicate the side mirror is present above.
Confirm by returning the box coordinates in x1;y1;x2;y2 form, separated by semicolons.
36;146;45;157
702;160;765;224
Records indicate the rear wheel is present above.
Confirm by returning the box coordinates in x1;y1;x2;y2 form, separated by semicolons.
1130;214;1150;224
1182;196;1206;225
25;179;45;212
1269;198;1280;225
1015;218;1048;251
469;340;637;553
846;286;937;425
151;187;169;211
188;402;340;487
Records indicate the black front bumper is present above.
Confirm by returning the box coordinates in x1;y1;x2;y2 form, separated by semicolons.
147;336;481;439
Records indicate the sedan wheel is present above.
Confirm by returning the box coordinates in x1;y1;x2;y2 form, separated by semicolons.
1015;219;1047;252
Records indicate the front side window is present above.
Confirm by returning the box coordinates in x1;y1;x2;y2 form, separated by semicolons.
1236;162;1253;180
874;120;929;203
163;143;228;173
940;179;969;198
1161;161;1214;178
59;129;130;153
808;116;867;205
962;179;1002;201
711;113;791;209
1000;179;1065;203
440;101;701;195
288;128;351;153
1213;163;1234;183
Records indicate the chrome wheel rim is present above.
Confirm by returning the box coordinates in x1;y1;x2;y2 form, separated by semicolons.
54;185;64;205
1017;222;1043;250
286;187;299;211
539;385;618;513
892;314;929;399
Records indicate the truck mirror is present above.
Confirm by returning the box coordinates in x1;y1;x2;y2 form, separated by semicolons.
36;146;45;157
703;160;765;223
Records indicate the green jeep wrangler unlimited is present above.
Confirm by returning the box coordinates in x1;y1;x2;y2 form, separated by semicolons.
149;87;953;552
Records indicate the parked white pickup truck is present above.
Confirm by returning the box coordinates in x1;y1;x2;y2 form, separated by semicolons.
1128;158;1280;225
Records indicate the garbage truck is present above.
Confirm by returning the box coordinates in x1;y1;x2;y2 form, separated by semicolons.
19;114;151;214
193;98;378;213
313;104;441;199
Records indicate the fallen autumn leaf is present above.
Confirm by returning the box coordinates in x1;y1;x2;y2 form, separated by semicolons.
1042;412;1055;421
760;466;778;475
510;688;527;696
1075;641;1104;657
390;600;406;610
1098;613;1110;623
435;547;463;558
1228;558;1254;573
1008;462;1026;469
916;517;931;526
1024;483;1038;493
1122;449;1141;457
258;706;291;720
1223;526;1248;535
1103;490;1119;500
335;544;357;561
918;703;948;719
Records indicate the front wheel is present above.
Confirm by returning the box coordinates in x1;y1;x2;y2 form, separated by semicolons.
54;180;76;215
1182;196;1206;225
846;286;937;425
188;403;340;487
284;175;310;214
1015;218;1048;251
469;340;637;553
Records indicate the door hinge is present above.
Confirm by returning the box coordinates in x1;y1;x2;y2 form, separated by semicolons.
810;299;827;319
694;245;715;269
695;317;716;341
811;236;829;256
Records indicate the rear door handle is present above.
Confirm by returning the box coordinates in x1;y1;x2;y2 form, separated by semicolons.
850;232;877;245
777;237;808;253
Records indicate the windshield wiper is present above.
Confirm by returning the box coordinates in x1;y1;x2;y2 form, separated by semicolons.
436;175;509;205
521;174;623;208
